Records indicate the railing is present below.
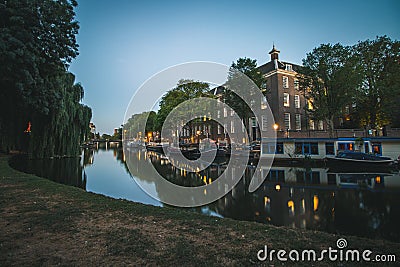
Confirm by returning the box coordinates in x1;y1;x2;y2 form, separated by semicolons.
275;128;400;139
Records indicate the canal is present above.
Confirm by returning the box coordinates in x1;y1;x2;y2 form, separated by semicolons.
12;145;400;242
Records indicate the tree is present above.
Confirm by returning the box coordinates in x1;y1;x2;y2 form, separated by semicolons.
155;79;211;131
0;0;91;158
298;44;359;137
124;111;157;140
223;57;266;136
352;36;400;130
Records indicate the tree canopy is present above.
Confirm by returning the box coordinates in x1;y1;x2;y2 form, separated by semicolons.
299;37;400;135
0;0;91;158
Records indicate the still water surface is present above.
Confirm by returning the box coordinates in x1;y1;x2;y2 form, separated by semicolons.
13;146;400;242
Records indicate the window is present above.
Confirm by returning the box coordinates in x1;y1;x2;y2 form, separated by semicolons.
296;171;320;184
285;64;293;71
217;110;220;118
230;120;235;133
283;76;289;89
283;93;290;107
223;123;227;134
223;107;227;117
217;124;222;135
284;113;291;130
295;114;301;130
261;96;267;109
325;142;335;155
372;143;382;155
338;142;354;151
309;119;315;130
295;142;319;155
294;79;299;90
266;170;285;182
345;105;350;114
294;95;300;109
230;109;235;116
262;142;284;154
318;120;324;130
261;115;268;131
307;99;314;110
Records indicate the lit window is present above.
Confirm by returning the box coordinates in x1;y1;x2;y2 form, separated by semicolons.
318;121;324;130
261;96;267;109
284;113;291;130
307;99;314;110
295;114;301;131
283;76;289;89
294;95;300;108
283;93;290;107
309;119;315;130
345;105;350;114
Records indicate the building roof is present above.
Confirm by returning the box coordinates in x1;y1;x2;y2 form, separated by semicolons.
258;60;303;75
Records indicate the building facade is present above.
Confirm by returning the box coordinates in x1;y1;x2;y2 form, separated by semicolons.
258;45;323;133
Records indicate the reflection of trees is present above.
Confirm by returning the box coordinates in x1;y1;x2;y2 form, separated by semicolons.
335;190;400;242
113;148;400;242
10;154;86;190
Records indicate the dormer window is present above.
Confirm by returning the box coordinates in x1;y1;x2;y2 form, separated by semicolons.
285;64;293;71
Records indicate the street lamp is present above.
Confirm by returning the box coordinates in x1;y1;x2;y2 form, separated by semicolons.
273;123;279;131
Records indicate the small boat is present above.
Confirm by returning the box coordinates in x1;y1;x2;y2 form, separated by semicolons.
326;151;394;169
146;142;169;154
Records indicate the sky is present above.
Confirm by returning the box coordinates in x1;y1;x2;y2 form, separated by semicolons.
69;0;400;134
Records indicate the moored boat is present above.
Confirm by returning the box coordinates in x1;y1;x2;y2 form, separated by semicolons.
326;151;394;169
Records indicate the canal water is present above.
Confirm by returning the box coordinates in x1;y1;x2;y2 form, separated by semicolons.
12;146;400;242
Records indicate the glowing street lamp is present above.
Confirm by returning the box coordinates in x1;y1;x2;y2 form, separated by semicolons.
273;123;279;131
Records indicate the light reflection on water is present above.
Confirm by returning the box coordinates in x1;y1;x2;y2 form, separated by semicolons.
13;146;400;242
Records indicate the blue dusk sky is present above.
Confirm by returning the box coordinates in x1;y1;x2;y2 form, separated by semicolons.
69;0;400;134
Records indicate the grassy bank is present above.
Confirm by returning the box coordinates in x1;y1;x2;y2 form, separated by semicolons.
0;155;399;266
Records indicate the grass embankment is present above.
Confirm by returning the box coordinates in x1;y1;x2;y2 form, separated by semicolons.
0;155;399;266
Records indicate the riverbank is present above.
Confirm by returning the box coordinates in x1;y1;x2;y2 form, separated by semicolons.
1;155;399;266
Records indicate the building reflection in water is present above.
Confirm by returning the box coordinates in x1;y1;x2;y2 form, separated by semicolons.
123;147;400;242
13;146;400;242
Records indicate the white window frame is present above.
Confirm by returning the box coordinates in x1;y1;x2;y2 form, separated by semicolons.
309;119;315;130
261;115;268;131
284;113;291;130
294;95;300;109
318;120;324;130
283;93;290;107
295;114;301;131
285;64;293;71
294;79;299;90
283;76;289;89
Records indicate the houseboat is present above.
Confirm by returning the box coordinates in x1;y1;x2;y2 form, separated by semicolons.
260;137;400;162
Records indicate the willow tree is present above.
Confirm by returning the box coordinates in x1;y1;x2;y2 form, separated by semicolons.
0;0;91;158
